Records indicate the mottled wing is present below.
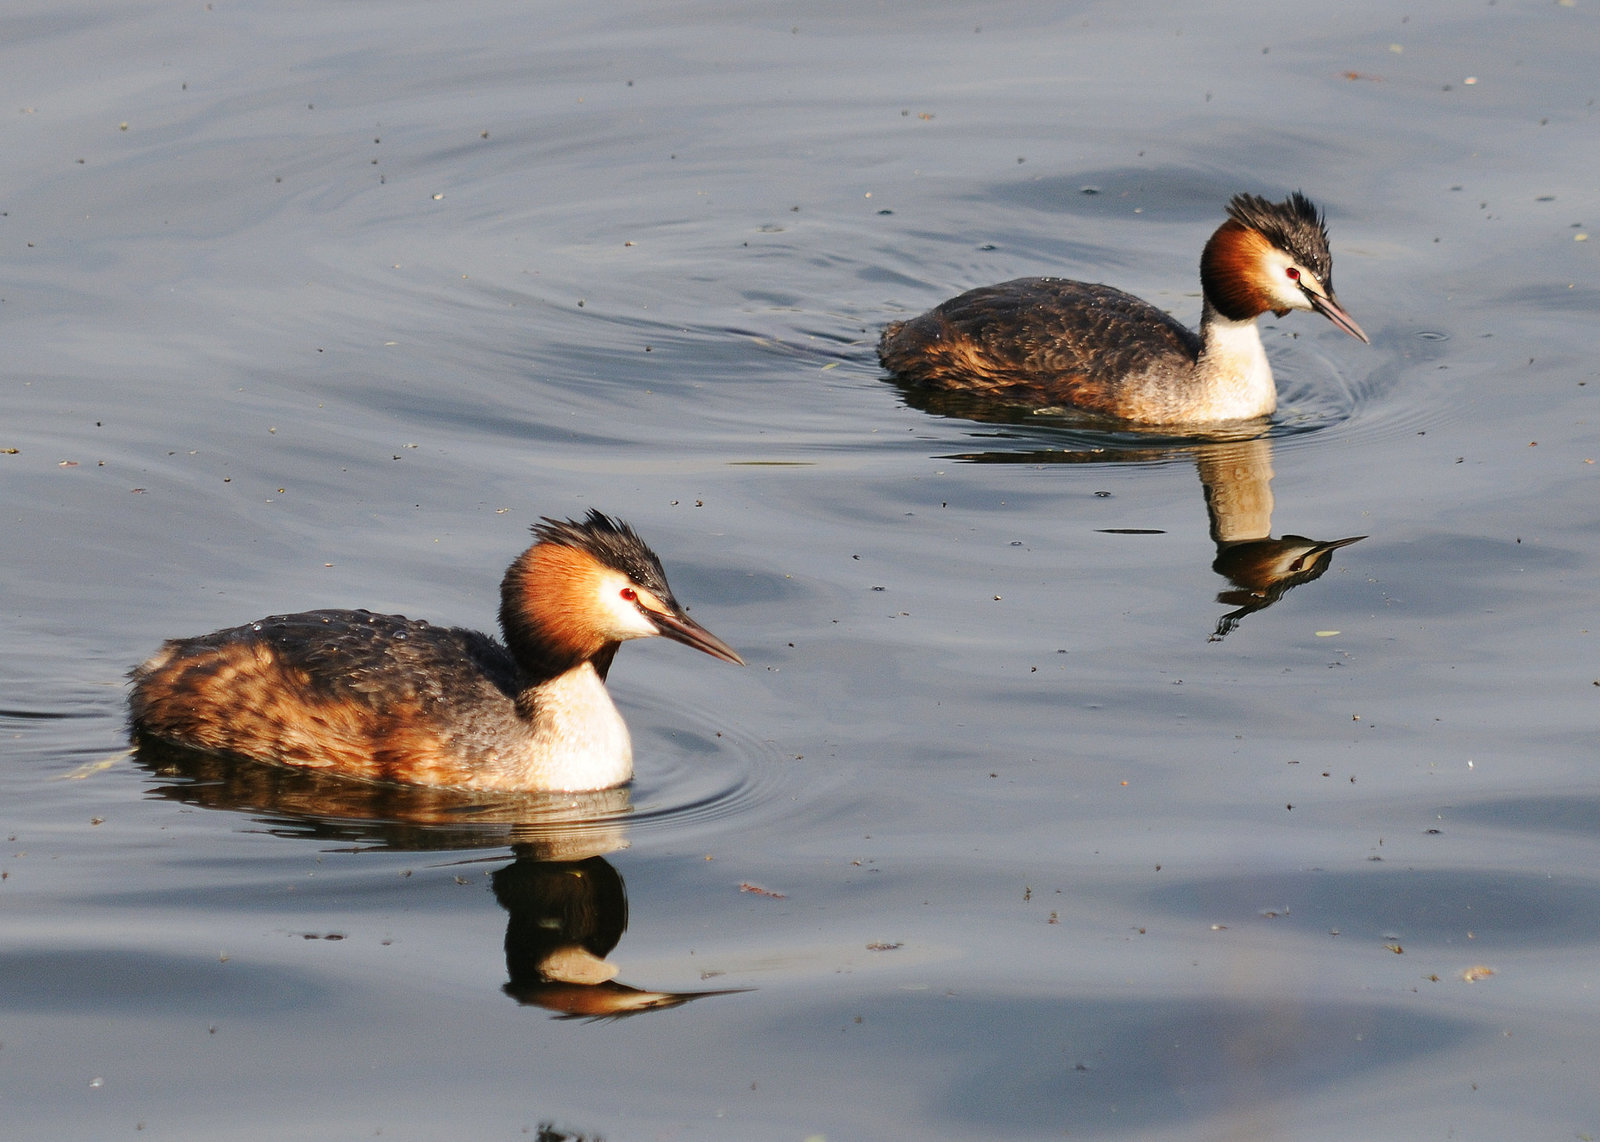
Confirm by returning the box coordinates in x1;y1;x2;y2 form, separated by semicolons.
879;278;1200;414
130;609;518;782
262;610;519;706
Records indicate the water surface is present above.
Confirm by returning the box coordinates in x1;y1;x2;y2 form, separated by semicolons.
4;1;1598;1138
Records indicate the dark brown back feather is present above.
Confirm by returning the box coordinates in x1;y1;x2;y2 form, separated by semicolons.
879;277;1199;414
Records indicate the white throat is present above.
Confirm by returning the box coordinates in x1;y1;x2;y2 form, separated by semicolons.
1194;312;1276;420
523;661;633;791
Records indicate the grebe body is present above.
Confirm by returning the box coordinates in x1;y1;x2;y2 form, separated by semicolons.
879;193;1367;426
129;512;744;793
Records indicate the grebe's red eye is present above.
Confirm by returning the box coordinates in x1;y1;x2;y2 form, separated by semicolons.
1286;267;1301;282
620;587;638;602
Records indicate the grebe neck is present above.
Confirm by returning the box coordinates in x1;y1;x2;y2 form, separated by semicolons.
512;660;633;790
1191;299;1276;420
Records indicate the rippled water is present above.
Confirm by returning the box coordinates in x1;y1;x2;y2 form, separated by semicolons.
4;0;1598;1138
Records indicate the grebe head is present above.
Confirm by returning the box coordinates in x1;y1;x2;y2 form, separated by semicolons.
500;510;745;676
1200;192;1368;344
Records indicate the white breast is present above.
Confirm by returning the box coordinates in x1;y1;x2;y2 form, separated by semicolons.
1191;313;1276;420
518;662;634;791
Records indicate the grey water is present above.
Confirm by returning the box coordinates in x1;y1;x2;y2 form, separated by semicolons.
3;0;1598;1138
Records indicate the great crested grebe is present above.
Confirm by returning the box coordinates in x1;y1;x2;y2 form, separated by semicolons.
878;192;1368;426
129;511;744;793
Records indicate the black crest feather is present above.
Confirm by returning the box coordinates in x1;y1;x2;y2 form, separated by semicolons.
1225;191;1333;279
532;510;674;602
